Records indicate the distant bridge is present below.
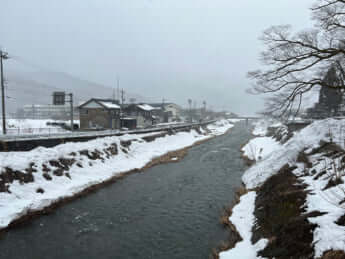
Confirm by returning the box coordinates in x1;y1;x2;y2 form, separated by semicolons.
228;116;262;120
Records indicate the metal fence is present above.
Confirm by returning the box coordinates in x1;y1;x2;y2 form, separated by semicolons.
0;121;217;142
5;127;68;136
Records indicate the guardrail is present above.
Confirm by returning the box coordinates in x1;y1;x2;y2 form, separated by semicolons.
0;120;217;152
0;122;213;141
3;127;68;136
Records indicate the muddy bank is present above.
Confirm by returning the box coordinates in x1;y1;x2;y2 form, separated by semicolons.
212;186;247;258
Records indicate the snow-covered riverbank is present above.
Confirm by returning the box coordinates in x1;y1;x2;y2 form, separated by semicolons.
0;119;235;231
220;118;345;258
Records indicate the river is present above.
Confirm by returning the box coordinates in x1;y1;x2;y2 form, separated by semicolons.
0;122;252;259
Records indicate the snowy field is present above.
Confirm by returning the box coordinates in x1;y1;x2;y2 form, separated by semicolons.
221;118;345;258
0;119;234;230
2;119;77;135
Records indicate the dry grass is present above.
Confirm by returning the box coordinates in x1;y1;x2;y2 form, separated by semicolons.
219;185;248;229
212;185;248;258
210;241;234;259
219;213;230;228
297;151;313;168
235;185;248;197
322;250;345;259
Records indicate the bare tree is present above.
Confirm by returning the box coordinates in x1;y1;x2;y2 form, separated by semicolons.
248;0;345;117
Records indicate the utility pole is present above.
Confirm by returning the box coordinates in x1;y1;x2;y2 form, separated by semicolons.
188;99;192;123
120;88;125;128
121;89;125;105
0;50;9;135
203;100;207;119
117;77;120;102
162;98;165;110
67;93;74;132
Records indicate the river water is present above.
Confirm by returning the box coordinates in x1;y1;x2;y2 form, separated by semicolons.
1;122;252;259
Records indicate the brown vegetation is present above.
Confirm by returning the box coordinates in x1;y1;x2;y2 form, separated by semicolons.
212;185;248;259
323;177;344;190
252;165;318;259
297;151;313;168
322;250;345;259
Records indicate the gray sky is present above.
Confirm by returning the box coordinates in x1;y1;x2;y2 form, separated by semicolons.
1;0;314;115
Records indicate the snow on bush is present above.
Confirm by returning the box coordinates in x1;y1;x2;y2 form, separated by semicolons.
2;119;80;135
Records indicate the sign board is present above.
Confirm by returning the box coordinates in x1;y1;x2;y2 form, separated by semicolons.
53;92;66;105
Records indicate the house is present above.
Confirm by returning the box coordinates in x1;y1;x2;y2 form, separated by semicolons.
122;103;158;128
121;117;137;130
149;103;182;122
79;98;120;130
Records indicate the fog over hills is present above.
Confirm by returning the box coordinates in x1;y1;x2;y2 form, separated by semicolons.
5;65;148;114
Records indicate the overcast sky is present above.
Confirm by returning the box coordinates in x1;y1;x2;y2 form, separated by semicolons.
1;0;314;115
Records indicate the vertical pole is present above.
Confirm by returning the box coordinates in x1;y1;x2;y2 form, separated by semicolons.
190;104;192;123
121;89;125;105
0;51;6;135
69;93;74;132
117;77;120;100
120;89;125;128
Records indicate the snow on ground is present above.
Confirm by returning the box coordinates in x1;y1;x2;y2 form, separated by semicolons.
252;119;281;137
219;192;268;259
221;118;345;258
0;119;234;230
241;137;281;162
2;119;78;135
243;118;345;189
293;153;345;257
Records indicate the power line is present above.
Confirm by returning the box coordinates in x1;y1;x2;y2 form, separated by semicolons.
10;55;61;74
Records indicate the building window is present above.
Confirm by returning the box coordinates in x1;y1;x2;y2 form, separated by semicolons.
81;109;88;115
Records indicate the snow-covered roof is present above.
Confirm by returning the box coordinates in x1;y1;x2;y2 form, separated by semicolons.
137;104;156;111
99;101;120;109
79;99;120;109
